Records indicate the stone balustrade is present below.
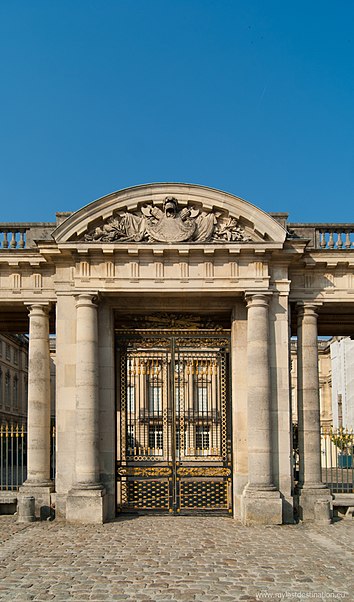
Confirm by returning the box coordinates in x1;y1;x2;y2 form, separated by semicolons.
288;224;354;249
1;220;354;250
0;226;28;249
0;223;56;249
317;227;354;250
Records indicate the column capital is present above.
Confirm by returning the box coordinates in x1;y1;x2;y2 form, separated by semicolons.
25;303;51;316
75;292;99;309
296;301;322;318
245;292;272;309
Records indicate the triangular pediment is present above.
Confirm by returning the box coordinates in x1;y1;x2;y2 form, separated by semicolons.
53;183;286;244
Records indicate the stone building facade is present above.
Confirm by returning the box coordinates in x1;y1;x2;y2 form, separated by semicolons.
0;183;353;525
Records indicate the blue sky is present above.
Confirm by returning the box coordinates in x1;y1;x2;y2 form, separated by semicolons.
1;0;353;224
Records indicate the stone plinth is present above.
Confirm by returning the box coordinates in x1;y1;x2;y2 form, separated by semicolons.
241;487;283;525
66;488;107;524
18;484;54;520
295;487;333;522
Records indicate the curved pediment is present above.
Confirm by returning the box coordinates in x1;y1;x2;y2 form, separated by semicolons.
53;183;286;245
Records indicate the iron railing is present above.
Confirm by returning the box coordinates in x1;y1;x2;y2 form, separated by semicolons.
0;422;56;491
292;425;353;494
321;427;354;493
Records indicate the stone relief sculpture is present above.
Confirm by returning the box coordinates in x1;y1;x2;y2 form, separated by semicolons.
84;197;251;243
116;312;225;330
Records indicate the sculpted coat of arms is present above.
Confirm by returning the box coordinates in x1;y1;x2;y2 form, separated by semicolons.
84;197;250;244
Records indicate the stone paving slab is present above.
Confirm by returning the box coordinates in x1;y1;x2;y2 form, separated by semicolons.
0;515;352;601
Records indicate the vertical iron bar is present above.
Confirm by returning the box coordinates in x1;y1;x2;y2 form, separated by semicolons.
324;428;328;488
170;337;177;513
351;439;354;493
51;425;56;482
5;423;9;490
22;425;26;484
0;424;3;489
15;424;19;489
134;356;138;457
188;357;191;455
340;434;343;493
10;423;14;491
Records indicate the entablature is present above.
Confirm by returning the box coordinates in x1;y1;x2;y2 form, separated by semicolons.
289;264;354;304
0;249;49;267
301;251;354;269
37;240;285;259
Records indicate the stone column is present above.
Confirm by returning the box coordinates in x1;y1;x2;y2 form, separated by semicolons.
296;303;332;521
20;304;53;518
241;293;282;525
66;294;106;523
230;301;248;520
75;293;100;487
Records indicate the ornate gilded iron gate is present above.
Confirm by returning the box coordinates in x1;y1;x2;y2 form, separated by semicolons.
116;327;232;514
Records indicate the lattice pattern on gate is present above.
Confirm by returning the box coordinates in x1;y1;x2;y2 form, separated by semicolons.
116;328;232;514
127;479;169;510
180;480;228;509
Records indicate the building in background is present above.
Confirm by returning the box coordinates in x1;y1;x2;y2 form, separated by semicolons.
291;339;333;429
330;337;354;430
0;334;28;424
291;336;354;431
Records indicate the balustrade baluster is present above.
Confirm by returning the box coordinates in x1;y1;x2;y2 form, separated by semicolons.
345;231;352;249
10;232;17;248
328;230;335;249
2;231;9;249
337;231;343;249
320;230;327;249
18;231;25;248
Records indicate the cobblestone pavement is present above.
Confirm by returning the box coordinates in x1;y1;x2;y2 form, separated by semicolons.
0;515;353;602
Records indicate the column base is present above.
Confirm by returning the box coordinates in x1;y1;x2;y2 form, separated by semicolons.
54;493;67;519
295;485;332;522
241;486;283;525
66;487;107;524
19;481;54;520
